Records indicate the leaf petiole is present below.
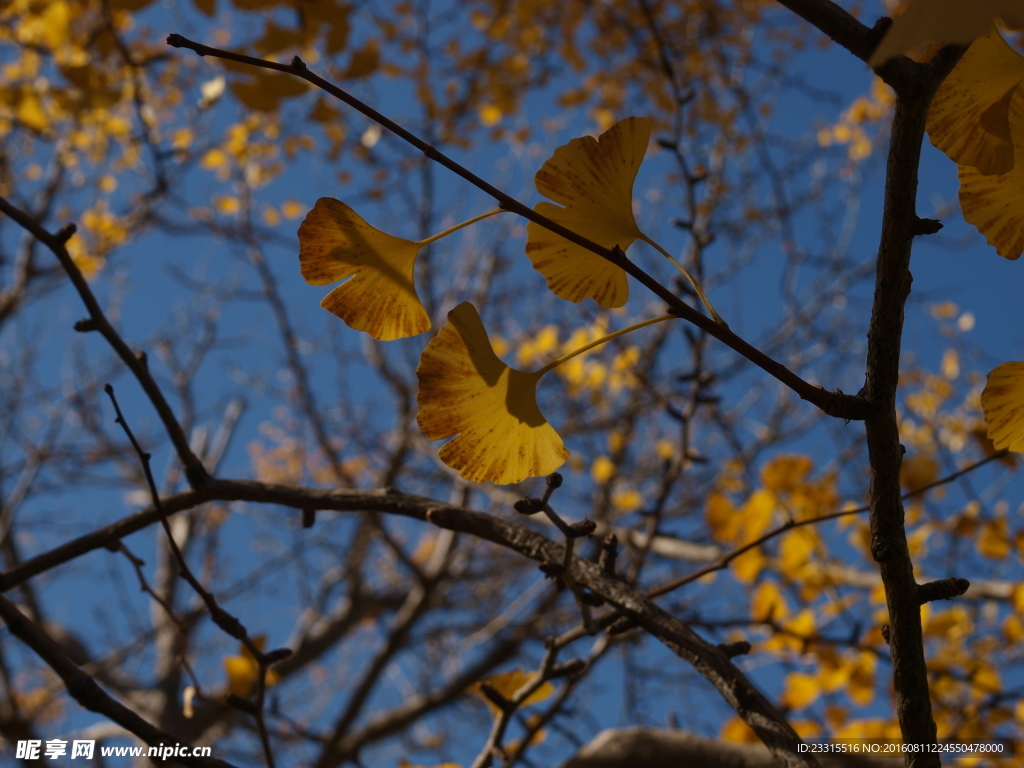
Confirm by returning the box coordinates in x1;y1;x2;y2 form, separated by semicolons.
416;208;504;246
639;233;725;325
535;314;676;376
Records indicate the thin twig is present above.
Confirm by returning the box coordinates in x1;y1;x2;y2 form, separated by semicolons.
0;593;238;768
0;195;209;487
115;541;202;692
103;384;280;768
645;450;1007;599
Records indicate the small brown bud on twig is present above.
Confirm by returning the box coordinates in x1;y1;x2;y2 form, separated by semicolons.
598;534;618;577
302;509;316;529
717;640;752;659
567;519;596;538
55;222;77;243
606;616;638;635
514;498;544;515
918;577;970;605
263;647;293;665
550;659;586;678
881;623;891;644
226;694;257;714
74;318;98;332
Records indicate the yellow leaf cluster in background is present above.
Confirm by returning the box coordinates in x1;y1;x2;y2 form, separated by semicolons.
817;78;894;161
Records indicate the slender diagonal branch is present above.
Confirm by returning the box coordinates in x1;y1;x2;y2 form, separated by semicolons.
0;593;238;768
646;450;1006;599
164;34;870;422
0;196;209;487
104;385;279;768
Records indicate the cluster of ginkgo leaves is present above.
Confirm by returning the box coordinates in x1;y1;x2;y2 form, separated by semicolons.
298;116;720;484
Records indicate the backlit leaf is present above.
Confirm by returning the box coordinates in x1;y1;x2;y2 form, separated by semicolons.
779;528;818;572
957;91;1024;258
222;59;309;112
981;362;1024;451
525;117;649;308
868;0;1024;67
298;198;429;340
730;546;766;583
927;29;1024;175
847;652;876;707
416;303;569;484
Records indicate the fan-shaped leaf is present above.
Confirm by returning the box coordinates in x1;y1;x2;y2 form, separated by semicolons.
416;303;568;484
298;198;429;340
525;117;650;308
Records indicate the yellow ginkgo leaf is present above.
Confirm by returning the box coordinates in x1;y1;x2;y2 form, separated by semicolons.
981;362;1024;451
779;527;818;572
525;117;650;308
847;652;877;707
927;29;1024;175
223;635;281;699
900;454;939;493
468;669;556;719
868;0;1024;68
958;89;1024;260
398;762;460;768
298;198;429;341
416;302;569;484
750;580;788;622
706;492;740;543
780;672;820;711
977;518;1011;560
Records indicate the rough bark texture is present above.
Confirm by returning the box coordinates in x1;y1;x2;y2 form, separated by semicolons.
424;506;818;768
860;49;963;767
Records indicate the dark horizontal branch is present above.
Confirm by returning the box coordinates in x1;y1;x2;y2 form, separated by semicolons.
165;34;869;422
0;593;237;768
2;450;1007;602
0;195;210;487
0;477;815;767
